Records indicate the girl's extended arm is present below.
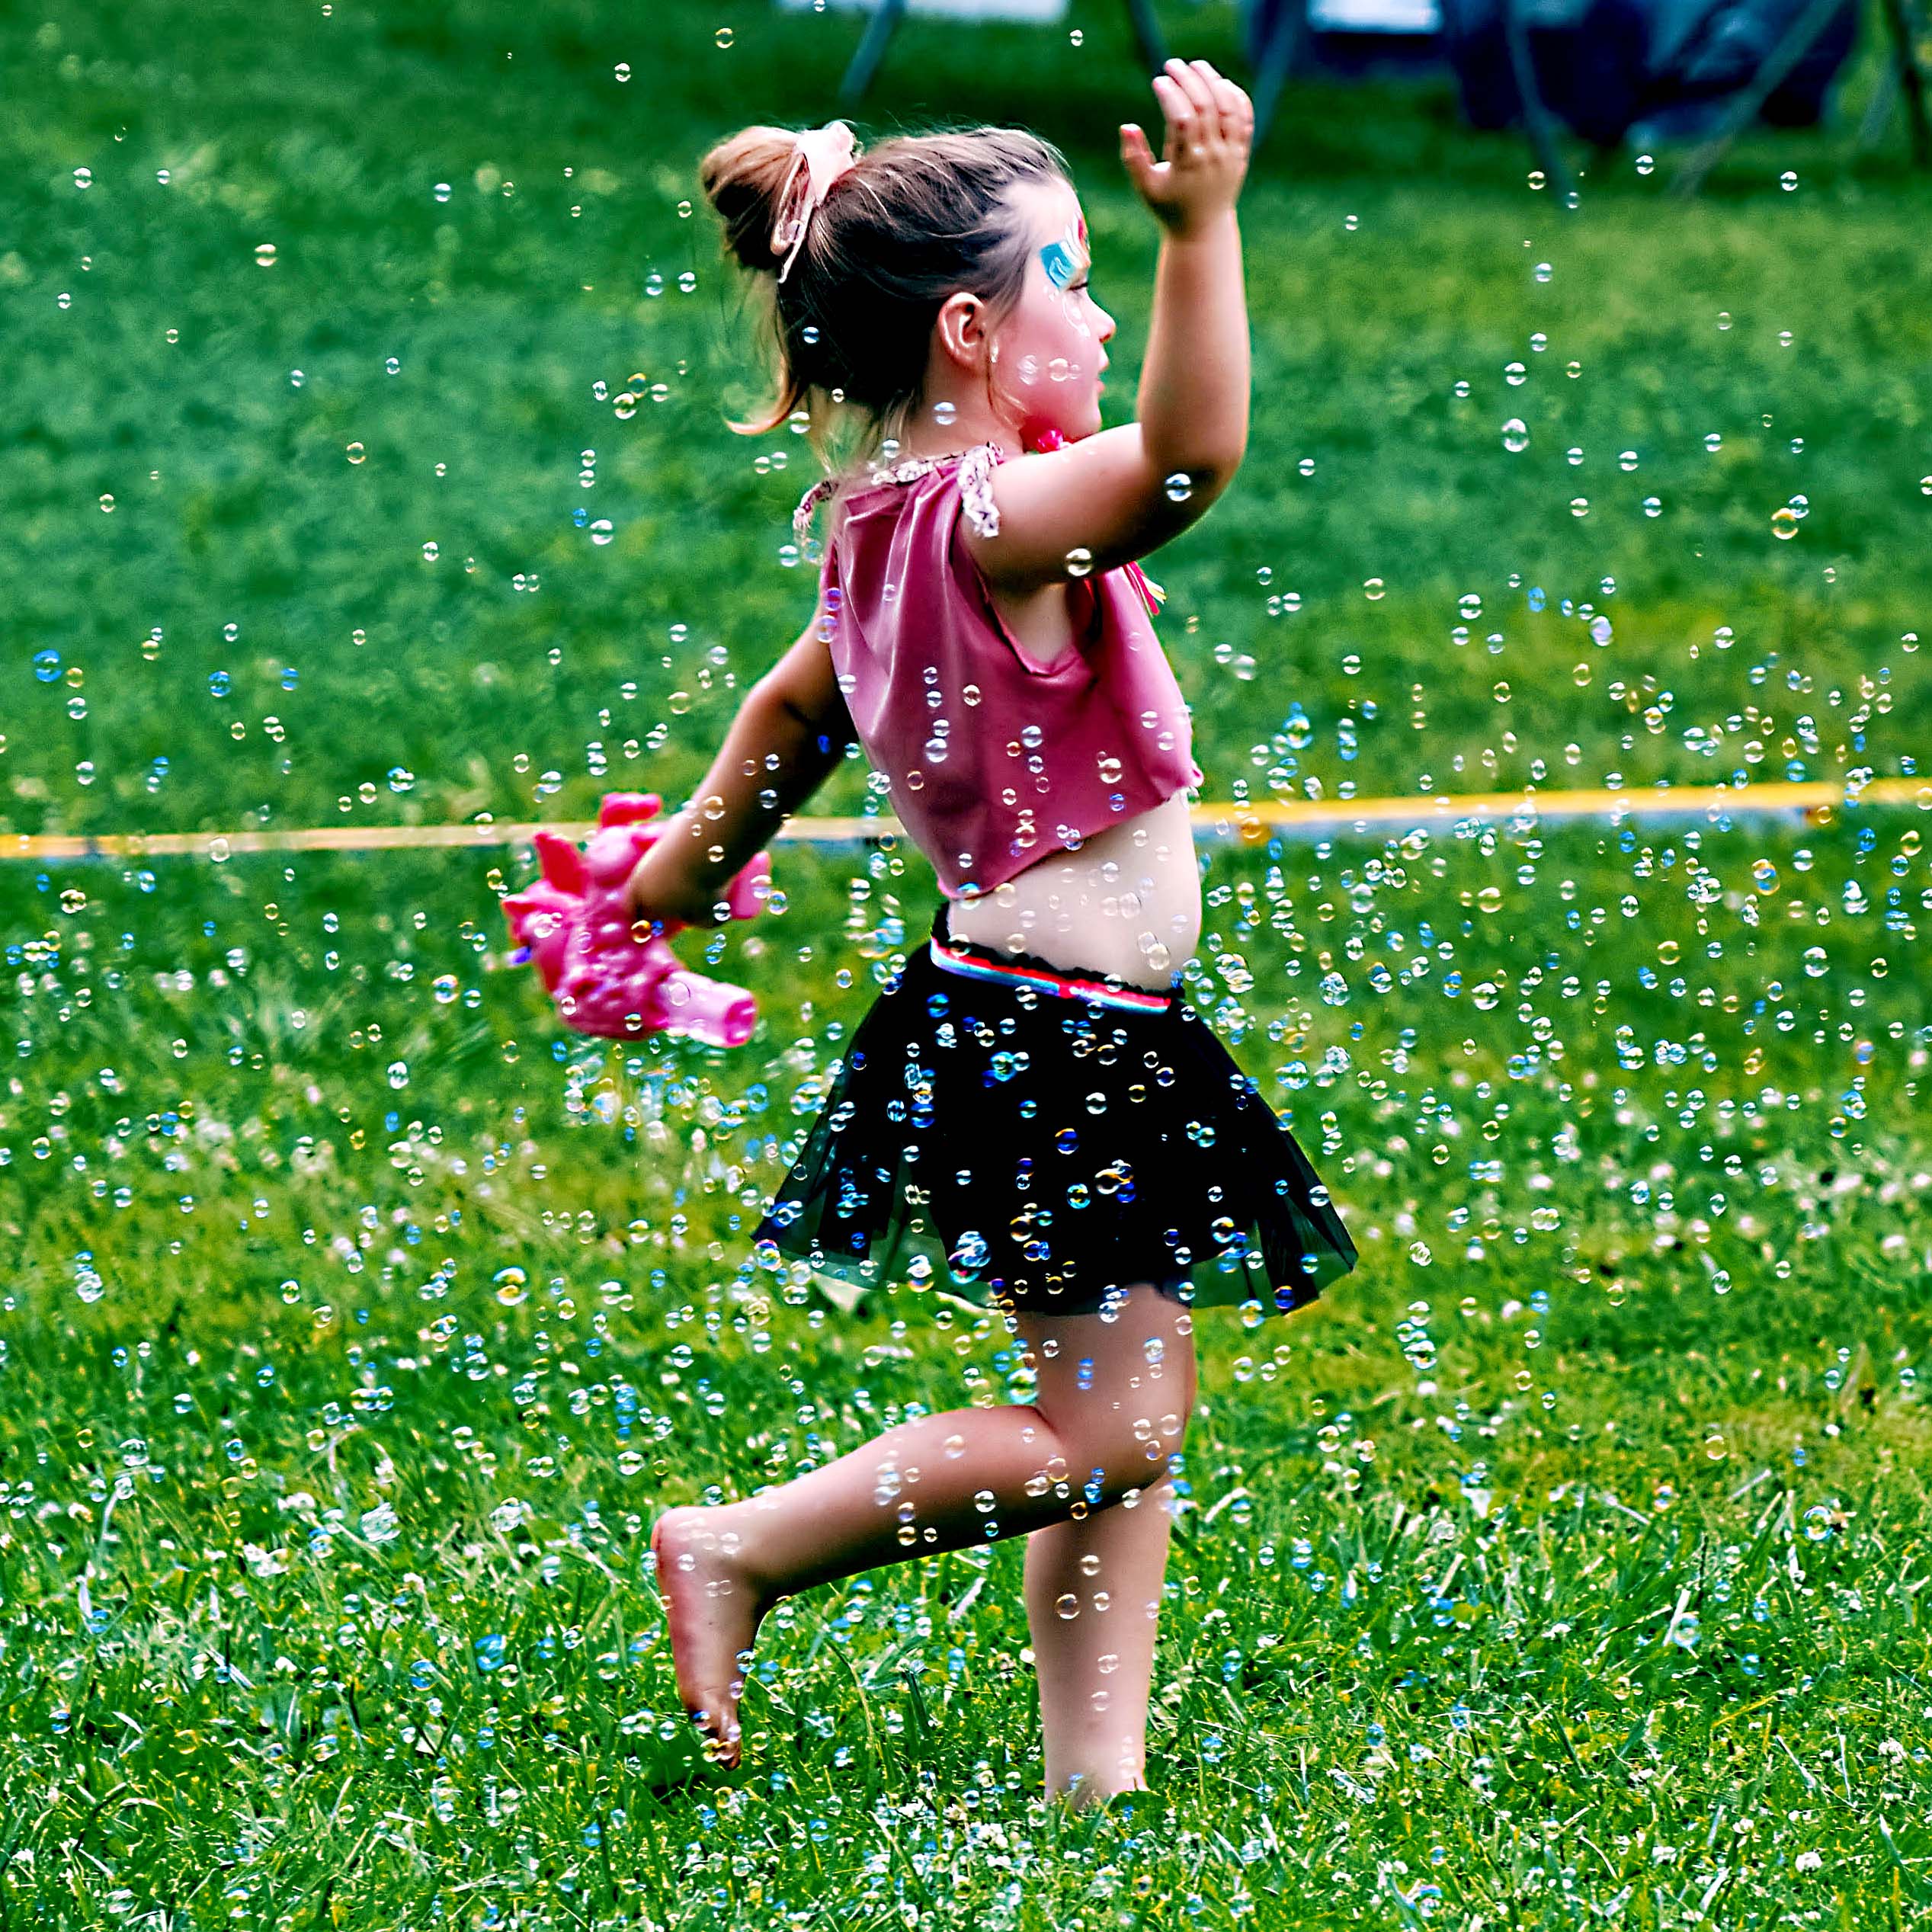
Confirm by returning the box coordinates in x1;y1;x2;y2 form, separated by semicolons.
962;60;1254;596
1136;209;1248;488
623;683;854;930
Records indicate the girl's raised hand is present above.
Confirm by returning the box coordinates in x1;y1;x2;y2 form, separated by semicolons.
1120;58;1253;238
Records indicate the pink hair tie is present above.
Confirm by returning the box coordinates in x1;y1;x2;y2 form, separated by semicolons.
771;119;860;285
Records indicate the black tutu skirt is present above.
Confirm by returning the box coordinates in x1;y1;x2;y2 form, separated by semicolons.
751;903;1359;1321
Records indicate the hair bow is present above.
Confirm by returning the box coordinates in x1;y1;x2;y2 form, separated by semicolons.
771;120;860;284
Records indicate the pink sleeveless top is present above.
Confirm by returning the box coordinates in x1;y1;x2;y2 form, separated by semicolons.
793;441;1203;902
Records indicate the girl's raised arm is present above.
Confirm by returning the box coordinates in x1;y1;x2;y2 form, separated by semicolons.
966;61;1253;598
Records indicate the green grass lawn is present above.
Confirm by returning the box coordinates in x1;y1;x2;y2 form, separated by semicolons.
5;0;1932;1925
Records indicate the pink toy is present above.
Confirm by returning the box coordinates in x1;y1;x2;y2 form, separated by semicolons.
503;793;770;1049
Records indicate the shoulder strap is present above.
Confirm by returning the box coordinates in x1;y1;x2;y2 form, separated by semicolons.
956;442;1002;540
794;439;1009;546
793;475;841;548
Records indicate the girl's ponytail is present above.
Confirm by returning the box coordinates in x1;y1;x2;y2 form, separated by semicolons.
699;125;844;448
699;126;809;280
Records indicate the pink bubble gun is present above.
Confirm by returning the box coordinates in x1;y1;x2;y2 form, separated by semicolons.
502;793;769;1049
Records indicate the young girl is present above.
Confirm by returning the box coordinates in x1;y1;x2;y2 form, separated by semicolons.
626;59;1357;1809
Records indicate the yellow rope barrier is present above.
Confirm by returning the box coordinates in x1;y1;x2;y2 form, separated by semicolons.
4;777;1926;863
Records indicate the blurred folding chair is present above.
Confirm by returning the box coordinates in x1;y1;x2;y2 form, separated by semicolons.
1671;0;1927;189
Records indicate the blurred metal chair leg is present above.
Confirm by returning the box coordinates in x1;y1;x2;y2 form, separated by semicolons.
1854;38;1902;144
1248;0;1312;146
838;0;909;107
1874;0;1930;164
1503;0;1579;196
1123;0;1172;78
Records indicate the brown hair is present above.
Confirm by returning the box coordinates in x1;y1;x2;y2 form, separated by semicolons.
698;120;1069;485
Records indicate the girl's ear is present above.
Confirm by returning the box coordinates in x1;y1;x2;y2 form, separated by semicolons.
933;290;990;371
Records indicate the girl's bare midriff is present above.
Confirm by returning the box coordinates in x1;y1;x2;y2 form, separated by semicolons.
944;787;1202;991
939;575;1201;992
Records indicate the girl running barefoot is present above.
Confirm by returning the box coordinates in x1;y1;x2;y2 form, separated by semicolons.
630;59;1357;1809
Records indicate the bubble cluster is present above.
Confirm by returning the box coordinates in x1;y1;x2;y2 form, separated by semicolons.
5;39;1927;1924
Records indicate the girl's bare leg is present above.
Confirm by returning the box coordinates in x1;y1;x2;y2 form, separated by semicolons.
1022;1477;1183;1808
1014;1286;1198;1810
648;1282;1197;1772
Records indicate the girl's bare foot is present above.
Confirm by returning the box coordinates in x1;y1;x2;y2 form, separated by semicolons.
648;1505;771;1768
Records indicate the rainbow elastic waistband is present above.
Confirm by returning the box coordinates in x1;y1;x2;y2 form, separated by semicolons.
928;934;1177;1013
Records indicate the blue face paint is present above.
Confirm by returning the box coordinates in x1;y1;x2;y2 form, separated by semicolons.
1040;219;1088;293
